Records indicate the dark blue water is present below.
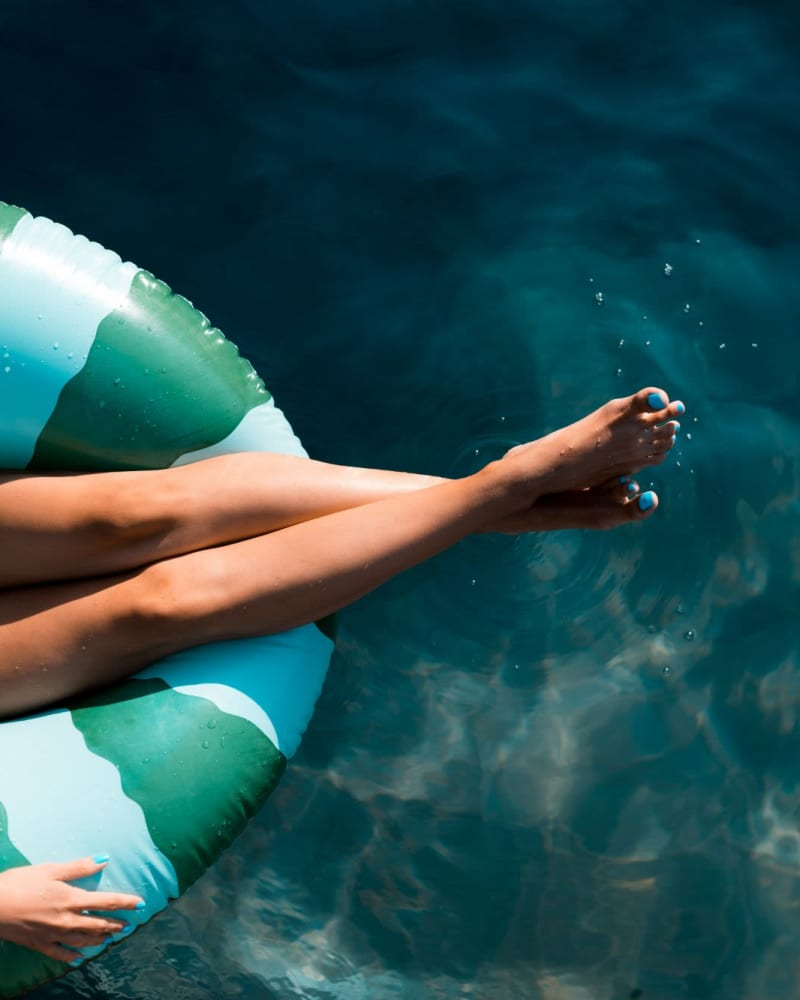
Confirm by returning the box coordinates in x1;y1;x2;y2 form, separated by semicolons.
2;1;800;997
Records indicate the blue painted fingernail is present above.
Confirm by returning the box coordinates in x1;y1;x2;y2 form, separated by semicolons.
93;853;110;865
675;401;685;414
673;422;680;433
648;392;667;410
638;491;655;511
104;936;115;946
627;482;636;494
69;957;83;968
135;901;146;911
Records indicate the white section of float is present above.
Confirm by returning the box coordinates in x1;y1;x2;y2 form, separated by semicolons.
0;214;138;466
170;400;309;465
139;624;333;757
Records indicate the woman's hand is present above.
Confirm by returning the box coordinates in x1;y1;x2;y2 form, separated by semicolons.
0;856;144;964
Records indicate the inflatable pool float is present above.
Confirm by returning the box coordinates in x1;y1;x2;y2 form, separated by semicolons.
0;201;334;997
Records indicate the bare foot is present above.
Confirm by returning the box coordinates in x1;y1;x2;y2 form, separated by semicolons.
495;387;683;501
490;476;658;534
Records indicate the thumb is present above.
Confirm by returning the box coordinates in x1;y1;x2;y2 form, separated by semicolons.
46;853;110;883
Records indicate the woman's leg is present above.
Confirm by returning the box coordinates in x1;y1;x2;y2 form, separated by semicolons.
0;387;681;716
0;391;682;587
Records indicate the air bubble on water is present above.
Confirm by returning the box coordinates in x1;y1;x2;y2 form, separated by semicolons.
500;415;506;422
618;339;625;348
161;367;167;374
647;624;657;634
595;291;604;305
662;665;672;676
698;321;704;327
751;342;758;348
645;340;651;346
664;263;673;276
113;378;121;386
642;315;648;320
719;343;726;350
207;719;217;729
616;368;623;376
683;629;695;641
202;740;209;750
52;342;59;350
37;313;43;320
470;579;477;586
683;304;691;314
67;352;73;359
676;604;686;615
686;432;692;440
695;238;702;245
3;367;9;374
589;277;595;283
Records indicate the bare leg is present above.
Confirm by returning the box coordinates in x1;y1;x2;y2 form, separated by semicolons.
0;387;683;716
0;389;682;587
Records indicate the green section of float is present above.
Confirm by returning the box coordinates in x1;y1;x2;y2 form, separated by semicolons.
30;270;271;471
0;801;67;999
69;679;286;894
0;203;26;245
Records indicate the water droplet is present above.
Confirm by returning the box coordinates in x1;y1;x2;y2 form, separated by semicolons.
663;263;673;276
207;719;217;729
618;339;625;348
52;342;59;350
67;352;73;359
751;342;758;348
645;340;651;346
719;343;726;350
113;378;121;386
695;238;702;245
683;304;691;314
3;366;9;374
676;604;686;615
616;368;623;376
683;629;695;641
685;432;692;441
662;665;671;676
161;367;167;374
642;315;648;321
470;579;477;586
202;740;209;749
36;313;43;320
595;291;604;305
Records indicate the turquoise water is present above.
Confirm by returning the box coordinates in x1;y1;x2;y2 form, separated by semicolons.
2;1;800;997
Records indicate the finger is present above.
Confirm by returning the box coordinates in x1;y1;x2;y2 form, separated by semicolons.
37;942;84;965
68;914;130;936
60;927;121;947
71;889;145;913
46;854;110;883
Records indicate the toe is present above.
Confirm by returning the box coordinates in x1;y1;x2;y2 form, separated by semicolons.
629;489;659;519
633;387;671;415
605;475;640;500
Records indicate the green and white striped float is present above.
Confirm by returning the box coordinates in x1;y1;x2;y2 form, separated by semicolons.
0;201;334;998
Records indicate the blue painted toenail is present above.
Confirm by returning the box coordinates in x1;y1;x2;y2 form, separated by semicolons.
673;421;680;432
648;392;667;410
638;491;655;511
675;401;685;414
627;482;636;494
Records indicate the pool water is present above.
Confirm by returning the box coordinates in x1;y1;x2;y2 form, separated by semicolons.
2;1;800;997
